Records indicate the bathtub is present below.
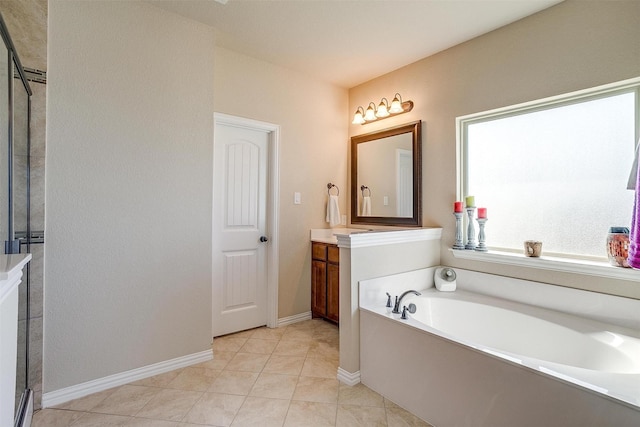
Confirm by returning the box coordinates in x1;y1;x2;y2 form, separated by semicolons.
359;267;640;427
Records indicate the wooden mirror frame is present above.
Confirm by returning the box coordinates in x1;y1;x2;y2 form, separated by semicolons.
351;121;422;227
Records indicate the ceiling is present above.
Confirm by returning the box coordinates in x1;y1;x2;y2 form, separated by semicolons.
148;0;563;88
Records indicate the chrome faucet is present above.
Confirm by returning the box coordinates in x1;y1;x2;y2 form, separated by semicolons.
392;290;421;314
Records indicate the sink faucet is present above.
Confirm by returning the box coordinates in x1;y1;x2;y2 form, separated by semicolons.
392;290;421;314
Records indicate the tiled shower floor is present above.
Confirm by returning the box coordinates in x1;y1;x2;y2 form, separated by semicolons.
32;319;432;426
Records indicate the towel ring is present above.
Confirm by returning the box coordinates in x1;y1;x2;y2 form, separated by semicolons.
327;183;339;196
360;185;371;197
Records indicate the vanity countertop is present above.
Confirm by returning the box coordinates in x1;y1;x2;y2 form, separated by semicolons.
312;227;443;248
310;228;364;244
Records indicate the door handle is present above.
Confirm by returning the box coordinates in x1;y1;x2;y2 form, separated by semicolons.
259;236;269;243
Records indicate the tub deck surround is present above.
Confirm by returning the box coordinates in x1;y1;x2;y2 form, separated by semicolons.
450;249;640;299
324;227;442;385
0;253;32;300
358;268;640;426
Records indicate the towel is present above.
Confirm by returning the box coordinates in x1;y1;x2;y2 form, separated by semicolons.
362;196;372;216
326;194;341;227
628;141;640;268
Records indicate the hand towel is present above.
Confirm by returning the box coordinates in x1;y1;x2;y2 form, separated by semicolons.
326;194;341;227
362;196;372;216
628;141;640;268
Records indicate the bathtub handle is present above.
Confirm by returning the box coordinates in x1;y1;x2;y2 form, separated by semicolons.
386;293;392;308
401;303;417;320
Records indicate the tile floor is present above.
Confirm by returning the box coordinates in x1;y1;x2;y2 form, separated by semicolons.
32;319;432;426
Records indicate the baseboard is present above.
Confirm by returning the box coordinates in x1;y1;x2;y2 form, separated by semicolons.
337;367;361;386
42;349;212;408
277;311;312;327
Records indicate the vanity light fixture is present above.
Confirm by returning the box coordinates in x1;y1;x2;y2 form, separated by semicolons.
352;93;414;125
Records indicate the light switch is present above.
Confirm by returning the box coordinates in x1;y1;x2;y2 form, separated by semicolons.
341;215;347;225
383;196;389;206
294;192;301;204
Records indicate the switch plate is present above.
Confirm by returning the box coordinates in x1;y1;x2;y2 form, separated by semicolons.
294;192;301;204
384;196;389;206
341;215;347;225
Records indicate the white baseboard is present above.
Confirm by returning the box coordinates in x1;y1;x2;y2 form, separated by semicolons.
277;311;312;327
337;367;361;386
42;349;212;408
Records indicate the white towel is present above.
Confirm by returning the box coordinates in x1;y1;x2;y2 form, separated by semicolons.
362;196;372;216
326;195;341;227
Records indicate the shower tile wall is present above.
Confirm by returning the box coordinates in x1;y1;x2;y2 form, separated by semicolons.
0;0;47;410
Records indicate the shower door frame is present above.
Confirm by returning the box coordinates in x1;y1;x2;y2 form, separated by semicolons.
0;12;34;427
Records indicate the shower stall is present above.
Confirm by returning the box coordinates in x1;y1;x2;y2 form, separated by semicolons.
0;12;34;427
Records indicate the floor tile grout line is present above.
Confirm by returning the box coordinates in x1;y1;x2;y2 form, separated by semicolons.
36;321;406;427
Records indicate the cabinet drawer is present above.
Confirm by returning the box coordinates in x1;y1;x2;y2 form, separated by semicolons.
312;243;327;261
327;245;339;264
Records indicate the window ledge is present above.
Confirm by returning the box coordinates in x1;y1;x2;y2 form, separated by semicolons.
449;249;640;282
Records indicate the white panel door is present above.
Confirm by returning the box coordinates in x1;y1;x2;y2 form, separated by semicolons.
213;121;269;337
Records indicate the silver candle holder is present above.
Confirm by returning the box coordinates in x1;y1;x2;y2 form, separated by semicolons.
465;207;477;250
475;217;488;252
453;211;465;249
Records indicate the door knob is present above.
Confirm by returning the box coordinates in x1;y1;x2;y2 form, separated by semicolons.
259;236;269;243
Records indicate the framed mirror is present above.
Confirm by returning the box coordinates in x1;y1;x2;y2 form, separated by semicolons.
351;121;422;226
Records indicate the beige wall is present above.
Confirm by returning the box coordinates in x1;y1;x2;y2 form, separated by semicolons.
214;47;349;318
45;0;349;394
45;1;215;392
349;0;640;299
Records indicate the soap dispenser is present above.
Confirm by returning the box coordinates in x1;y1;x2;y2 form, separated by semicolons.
434;267;457;291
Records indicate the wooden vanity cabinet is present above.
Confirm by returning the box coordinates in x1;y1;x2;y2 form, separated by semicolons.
311;242;339;323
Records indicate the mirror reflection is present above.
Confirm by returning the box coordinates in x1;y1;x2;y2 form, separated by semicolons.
351;121;422;226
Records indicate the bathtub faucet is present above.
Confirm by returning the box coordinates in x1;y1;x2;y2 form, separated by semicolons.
392;290;421;314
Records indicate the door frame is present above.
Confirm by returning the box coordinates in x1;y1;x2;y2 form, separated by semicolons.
396;148;412;217
213;112;280;330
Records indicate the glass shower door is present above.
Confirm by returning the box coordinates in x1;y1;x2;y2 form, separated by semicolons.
0;36;7;248
13;57;31;423
0;13;34;425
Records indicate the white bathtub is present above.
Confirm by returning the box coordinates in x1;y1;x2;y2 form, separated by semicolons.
359;267;640;427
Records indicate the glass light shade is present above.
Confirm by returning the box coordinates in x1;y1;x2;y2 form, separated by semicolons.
352;110;365;125
364;103;377;121
389;95;403;113
376;99;390;117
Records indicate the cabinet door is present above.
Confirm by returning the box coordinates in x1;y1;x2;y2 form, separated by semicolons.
311;259;327;317
312;243;327;261
326;263;339;322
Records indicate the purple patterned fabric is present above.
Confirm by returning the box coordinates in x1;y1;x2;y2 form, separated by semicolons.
628;146;640;269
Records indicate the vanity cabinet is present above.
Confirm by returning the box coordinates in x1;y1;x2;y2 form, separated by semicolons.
311;242;339;323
